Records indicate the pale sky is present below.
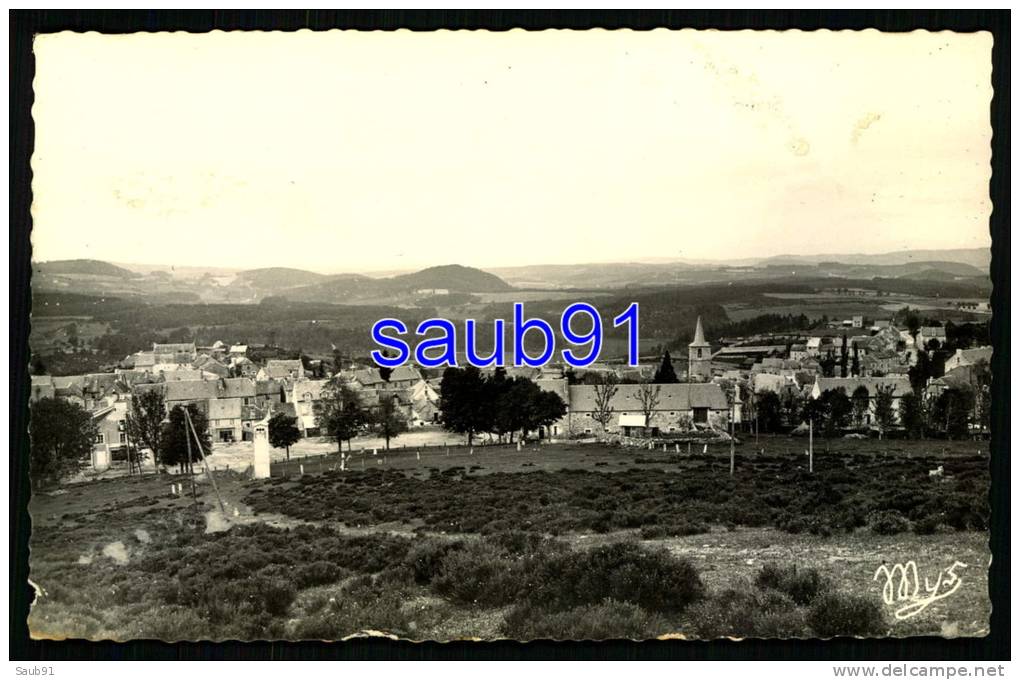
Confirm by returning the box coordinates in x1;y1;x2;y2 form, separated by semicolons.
31;29;993;273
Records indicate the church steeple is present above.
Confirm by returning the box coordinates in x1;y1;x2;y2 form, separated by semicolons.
688;315;711;381
692;315;707;346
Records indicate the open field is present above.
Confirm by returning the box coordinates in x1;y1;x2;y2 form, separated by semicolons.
28;440;991;642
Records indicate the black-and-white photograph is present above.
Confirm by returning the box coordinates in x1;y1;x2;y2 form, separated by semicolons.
23;27;996;643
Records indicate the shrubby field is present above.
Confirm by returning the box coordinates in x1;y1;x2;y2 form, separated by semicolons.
27;440;991;641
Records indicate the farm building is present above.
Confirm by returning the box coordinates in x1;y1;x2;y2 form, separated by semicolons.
562;382;731;437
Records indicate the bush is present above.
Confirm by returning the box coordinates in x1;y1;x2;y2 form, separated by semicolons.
293;576;423;640
432;541;528;607
912;514;940;535
526;541;704;615
502;598;667;640
686;586;807;639
294;561;347;588
261;578;298;617
755;563;828;606
404;538;465;585
870;510;910;535
807;592;886;637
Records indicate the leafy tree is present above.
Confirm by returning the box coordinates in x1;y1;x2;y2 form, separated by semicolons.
908;351;934;395
931;387;975;439
755;390;783;433
873;384;896;439
851;342;860;377
804;388;852;438
29;397;96;486
898;393;927;439
779;388;804;429
439;366;490;445
819;351;838;378
652;351;679;383
839;335;849;378
125;389;166;467
376;350;394;383
315;379;368;452
487;375;566;442
30;355;47;375
160;404;211;473
522;386;567;439
903;309;921;341
822;388;853;436
268;412;301;460
851;385;870;429
373;396;408;450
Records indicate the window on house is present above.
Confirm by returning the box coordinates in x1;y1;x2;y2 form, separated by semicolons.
96;434;105;444
119;433;127;443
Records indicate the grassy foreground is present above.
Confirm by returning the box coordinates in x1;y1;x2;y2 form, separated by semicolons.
27;441;991;641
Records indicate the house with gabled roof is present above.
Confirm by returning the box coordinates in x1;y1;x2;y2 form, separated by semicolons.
347;365;423;390
258;359;305;381
944;346;992;373
290;378;331;436
561;382;731;437
208;397;244;443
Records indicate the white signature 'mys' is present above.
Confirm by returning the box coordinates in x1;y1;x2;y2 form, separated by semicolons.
873;560;967;620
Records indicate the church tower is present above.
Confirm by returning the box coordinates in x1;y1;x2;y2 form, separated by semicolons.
688;316;711;381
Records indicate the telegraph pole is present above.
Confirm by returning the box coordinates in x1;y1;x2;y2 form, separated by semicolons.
186;408;226;514
184;411;198;508
809;417;814;473
729;395;735;477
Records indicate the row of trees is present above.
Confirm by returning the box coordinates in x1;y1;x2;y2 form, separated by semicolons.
751;381;986;440
439;367;567;444
314;379;408;452
899;387;988;440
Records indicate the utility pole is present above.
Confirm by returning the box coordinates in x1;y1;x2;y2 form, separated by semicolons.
729;397;735;477
184;411;198;509
186;408;225;514
809;417;814;473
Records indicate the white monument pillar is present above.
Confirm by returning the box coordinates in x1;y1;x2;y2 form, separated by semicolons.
253;417;271;479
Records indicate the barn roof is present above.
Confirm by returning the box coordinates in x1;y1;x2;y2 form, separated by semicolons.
568;383;729;413
164;379;220;402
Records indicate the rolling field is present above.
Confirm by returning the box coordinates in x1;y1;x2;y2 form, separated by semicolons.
27;439;991;642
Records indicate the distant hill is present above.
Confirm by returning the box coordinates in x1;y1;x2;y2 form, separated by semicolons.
234;267;328;289
275;273;381;303
387;264;512;292
280;265;511;303
755;248;990;270
489;262;703;288
34;259;140;278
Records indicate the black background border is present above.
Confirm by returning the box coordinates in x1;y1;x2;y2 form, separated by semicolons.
9;9;1010;662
